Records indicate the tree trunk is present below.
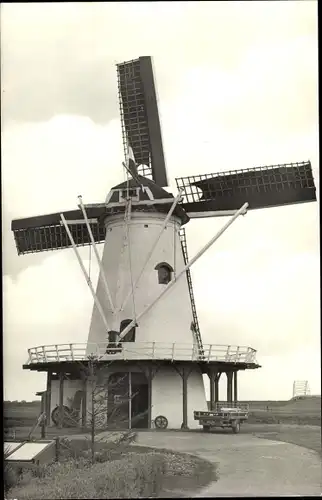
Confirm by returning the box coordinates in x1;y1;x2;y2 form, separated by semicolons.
91;387;95;465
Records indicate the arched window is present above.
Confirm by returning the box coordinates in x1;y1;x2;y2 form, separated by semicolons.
155;262;174;285
120;319;137;343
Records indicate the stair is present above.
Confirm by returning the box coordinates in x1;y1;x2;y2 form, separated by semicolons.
179;228;205;359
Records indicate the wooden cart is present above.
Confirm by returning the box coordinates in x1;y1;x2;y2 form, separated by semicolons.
194;402;249;433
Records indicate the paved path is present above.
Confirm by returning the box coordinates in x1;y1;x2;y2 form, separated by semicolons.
135;431;322;496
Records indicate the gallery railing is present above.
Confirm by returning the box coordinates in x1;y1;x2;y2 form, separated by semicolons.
26;343;257;364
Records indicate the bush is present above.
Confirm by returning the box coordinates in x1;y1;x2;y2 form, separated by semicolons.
9;452;167;499
4;464;20;493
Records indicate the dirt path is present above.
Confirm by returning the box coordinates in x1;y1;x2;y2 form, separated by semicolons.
135;430;322;496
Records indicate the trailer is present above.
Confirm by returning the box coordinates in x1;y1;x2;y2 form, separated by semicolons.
194;402;249;433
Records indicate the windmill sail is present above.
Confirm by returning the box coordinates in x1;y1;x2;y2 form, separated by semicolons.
176;161;316;214
117;56;168;187
11;208;106;255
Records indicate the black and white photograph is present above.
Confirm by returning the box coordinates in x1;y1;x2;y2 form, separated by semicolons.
2;1;320;498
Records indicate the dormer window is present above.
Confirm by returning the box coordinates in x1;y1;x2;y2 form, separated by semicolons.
155;262;173;285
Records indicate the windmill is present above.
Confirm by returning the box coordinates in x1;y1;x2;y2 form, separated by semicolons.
12;56;316;431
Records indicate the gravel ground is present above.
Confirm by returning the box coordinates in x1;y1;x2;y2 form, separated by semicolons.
135;429;322;497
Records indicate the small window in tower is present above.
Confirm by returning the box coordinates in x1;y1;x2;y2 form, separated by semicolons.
120;319;137;343
155;262;174;285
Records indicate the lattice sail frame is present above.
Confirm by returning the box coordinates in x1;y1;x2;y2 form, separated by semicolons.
12;209;106;255
176;161;316;213
116;57;168;186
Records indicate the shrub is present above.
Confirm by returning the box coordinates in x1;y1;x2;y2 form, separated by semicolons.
4;464;20;493
9;452;167;499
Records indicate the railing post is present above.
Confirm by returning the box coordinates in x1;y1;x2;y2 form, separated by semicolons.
208;345;212;362
35;349;40;363
28;349;32;364
56;345;60;362
245;348;254;363
42;346;47;362
235;346;240;363
70;344;74;361
172;343;175;361
152;342;155;359
225;345;231;362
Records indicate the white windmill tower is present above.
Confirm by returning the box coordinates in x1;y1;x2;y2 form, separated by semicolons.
12;56;317;431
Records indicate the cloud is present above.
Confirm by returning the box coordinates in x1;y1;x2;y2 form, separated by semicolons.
2;1;319;400
1;1;317;125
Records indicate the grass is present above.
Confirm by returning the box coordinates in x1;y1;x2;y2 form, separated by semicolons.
252;424;321;455
5;437;217;499
248;413;321;426
4;401;41;429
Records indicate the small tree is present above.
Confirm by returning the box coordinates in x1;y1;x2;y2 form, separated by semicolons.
60;355;147;464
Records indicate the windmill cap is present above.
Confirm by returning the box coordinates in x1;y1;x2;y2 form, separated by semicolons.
110;175;189;224
112;175;170;199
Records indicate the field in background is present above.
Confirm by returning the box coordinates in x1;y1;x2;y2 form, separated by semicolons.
4;401;41;429
207;396;321;426
5;396;321;434
246;396;321;426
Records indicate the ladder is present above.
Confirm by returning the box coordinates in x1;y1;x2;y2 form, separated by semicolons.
179;228;205;359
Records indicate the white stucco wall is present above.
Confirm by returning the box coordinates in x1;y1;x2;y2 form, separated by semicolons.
151;366;208;429
87;212;196;353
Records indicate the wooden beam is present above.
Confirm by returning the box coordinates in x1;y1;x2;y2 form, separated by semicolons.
209;368;216;410
58;372;64;429
226;372;233;402
214;372;221;403
40;393;46;438
147;366;153;429
233;371;238;402
46;371;52;427
182;367;189;429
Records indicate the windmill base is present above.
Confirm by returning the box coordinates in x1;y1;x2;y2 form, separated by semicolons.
25;358;260;432
46;363;207;430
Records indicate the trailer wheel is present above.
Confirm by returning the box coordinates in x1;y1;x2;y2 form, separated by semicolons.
232;421;240;434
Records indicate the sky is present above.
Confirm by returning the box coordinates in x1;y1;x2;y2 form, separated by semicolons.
2;1;319;401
